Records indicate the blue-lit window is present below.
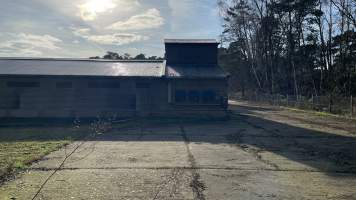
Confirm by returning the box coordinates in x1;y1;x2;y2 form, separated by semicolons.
175;90;186;103
202;90;216;103
7;82;39;88
136;82;150;89
188;90;200;103
56;82;72;88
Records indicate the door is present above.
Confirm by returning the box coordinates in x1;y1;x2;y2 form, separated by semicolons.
135;82;151;116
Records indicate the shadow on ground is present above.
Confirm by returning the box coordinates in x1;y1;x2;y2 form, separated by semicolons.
1;103;356;177
95;105;356;176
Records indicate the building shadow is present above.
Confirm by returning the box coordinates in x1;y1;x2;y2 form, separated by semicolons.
1;104;356;176
96;106;356;176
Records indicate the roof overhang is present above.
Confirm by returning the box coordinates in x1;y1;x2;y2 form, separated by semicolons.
164;39;219;44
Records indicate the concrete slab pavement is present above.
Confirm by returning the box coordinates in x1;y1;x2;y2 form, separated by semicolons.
1;102;356;199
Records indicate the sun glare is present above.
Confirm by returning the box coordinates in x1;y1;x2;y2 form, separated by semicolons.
79;0;117;21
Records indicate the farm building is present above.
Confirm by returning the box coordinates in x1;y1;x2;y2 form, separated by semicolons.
0;39;228;118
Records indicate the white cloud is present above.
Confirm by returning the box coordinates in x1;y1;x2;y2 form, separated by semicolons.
86;33;149;45
0;33;62;56
168;0;194;17
0;0;220;58
106;8;164;31
72;28;91;37
16;33;62;50
72;27;148;45
78;0;116;21
78;0;140;21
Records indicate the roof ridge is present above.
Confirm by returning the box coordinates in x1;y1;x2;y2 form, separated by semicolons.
0;57;164;63
164;39;219;44
0;59;165;77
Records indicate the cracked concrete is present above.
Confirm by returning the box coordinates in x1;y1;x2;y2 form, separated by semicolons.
1;101;356;199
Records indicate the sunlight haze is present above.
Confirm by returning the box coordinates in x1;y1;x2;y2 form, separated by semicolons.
0;0;222;58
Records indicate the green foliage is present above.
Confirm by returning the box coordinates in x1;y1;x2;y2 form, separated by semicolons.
91;51;163;60
219;0;356;97
134;53;146;60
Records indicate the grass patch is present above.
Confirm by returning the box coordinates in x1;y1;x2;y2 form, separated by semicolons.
0;141;69;174
0;122;92;182
282;106;356;119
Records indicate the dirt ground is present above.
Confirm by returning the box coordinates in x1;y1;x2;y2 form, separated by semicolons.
1;100;356;200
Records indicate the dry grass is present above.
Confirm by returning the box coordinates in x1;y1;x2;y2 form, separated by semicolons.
0;123;91;181
283;106;356;121
0;141;68;175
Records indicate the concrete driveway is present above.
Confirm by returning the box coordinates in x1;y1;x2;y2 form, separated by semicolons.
1;101;356;200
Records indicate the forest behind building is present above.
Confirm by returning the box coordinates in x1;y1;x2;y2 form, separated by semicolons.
218;0;356;98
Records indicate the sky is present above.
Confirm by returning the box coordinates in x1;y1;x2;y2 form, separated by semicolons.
0;0;223;58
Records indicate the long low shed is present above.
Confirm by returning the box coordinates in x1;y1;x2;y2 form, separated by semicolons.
0;39;229;118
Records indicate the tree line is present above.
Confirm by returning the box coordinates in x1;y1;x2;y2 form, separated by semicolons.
218;0;356;97
90;51;163;60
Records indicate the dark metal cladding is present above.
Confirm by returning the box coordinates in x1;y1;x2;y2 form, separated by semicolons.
0;58;165;77
164;39;219;65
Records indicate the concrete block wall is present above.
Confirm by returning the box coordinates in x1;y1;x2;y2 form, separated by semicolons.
0;76;228;118
0;76;169;118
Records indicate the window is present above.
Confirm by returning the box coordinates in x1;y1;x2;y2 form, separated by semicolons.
202;90;217;104
174;89;218;105
56;82;72;88
136;82;150;89
188;90;200;103
175;90;186;103
0;94;20;109
88;81;120;88
7;82;39;88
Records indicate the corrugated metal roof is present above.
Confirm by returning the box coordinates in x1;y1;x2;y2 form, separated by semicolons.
0;58;165;77
164;39;219;44
165;64;228;79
